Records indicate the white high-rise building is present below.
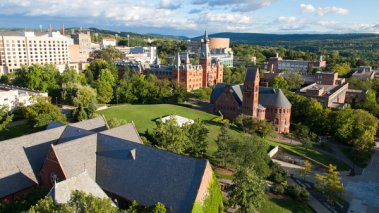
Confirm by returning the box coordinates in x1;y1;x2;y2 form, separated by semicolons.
0;31;71;74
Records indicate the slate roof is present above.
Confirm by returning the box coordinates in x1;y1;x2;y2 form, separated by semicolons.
53;134;98;180
47;171;110;204
69;116;109;132
0;117;108;198
1;117;209;213
244;66;259;82
211;84;291;108
99;123;143;144
96;134;208;213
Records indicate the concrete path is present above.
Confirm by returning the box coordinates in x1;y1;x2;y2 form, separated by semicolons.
343;149;379;213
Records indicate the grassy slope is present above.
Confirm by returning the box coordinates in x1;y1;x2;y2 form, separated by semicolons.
99;104;240;154
260;195;314;213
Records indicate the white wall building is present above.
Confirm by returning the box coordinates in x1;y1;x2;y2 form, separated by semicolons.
211;48;233;67
0;84;48;111
0;31;71;74
116;46;157;64
101;37;117;49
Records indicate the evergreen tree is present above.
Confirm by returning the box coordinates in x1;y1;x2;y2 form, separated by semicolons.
215;122;233;166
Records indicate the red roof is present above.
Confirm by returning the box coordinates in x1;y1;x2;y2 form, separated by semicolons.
102;37;116;41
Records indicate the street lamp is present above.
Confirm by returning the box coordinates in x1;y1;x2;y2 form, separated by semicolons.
127;34;130;47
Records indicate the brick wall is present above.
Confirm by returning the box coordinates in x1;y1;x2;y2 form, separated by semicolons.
39;145;67;189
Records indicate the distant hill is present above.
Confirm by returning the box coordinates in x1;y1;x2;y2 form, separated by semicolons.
192;32;379;44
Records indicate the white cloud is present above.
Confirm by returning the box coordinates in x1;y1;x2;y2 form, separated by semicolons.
158;0;181;10
300;4;349;16
0;0;196;30
192;0;274;12
203;13;252;25
300;4;315;13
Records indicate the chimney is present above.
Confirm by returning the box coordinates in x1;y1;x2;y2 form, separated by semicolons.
61;24;65;35
49;24;52;33
130;148;136;160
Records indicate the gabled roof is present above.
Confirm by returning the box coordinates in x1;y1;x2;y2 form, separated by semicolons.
69;116;109;132
0;126;66;197
53;134;98;180
211;83;291;108
99;123;143;144
96;134;208;213
47;171;110;204
0;117;108;198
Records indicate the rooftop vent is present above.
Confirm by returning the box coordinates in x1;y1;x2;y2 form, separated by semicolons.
130;148;136;160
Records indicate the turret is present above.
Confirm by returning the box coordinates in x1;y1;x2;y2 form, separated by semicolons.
185;52;190;64
242;66;260;118
174;52;181;68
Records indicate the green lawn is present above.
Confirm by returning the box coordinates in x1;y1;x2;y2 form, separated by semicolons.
99;104;352;170
99;104;240;154
267;140;351;171
260;195;314;213
0;124;43;141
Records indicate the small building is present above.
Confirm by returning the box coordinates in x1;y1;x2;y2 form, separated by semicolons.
210;66;292;133
265;53;326;73
0;84;48;111
298;72;349;108
157;115;194;127
101;37;116;49
351;66;376;80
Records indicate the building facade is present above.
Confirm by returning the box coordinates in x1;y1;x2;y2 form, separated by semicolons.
265;53;326;73
70;31;91;62
0;84;48;111
211;66;291;133
101;37;116;49
0;31;71;74
145;31;223;91
298;72;349;108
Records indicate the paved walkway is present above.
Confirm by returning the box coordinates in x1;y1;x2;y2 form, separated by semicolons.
342;149;379;213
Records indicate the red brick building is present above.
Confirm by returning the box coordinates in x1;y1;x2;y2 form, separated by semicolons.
211;66;292;133
145;31;223;91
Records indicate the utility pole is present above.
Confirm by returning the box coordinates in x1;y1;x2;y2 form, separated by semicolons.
127;34;130;47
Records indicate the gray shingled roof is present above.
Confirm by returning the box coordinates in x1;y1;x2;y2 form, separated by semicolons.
99;123;143;144
48;171;110;205
69;116;109;132
244;66;259;82
0;126;66;197
53;134;98;180
259;87;292;108
96;134;207;213
211;83;291;108
0;117;108;198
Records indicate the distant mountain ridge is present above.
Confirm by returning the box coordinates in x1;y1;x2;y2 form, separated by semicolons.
192;32;379;44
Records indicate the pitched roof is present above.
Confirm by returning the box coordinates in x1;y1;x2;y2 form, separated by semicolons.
69;116;109;132
99;123;143;144
211;84;291;108
259;87;292;108
53;134;98;180
0;126;66;197
47;171;110;204
96;134;207;213
244;66;259;82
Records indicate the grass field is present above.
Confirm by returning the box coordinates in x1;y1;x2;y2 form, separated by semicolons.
99;104;240;154
260;195;314;213
99;104;352;170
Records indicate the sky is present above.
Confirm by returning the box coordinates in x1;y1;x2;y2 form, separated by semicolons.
0;0;378;37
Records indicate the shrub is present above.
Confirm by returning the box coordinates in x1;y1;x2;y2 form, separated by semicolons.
268;162;289;184
271;184;285;195
286;185;309;202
